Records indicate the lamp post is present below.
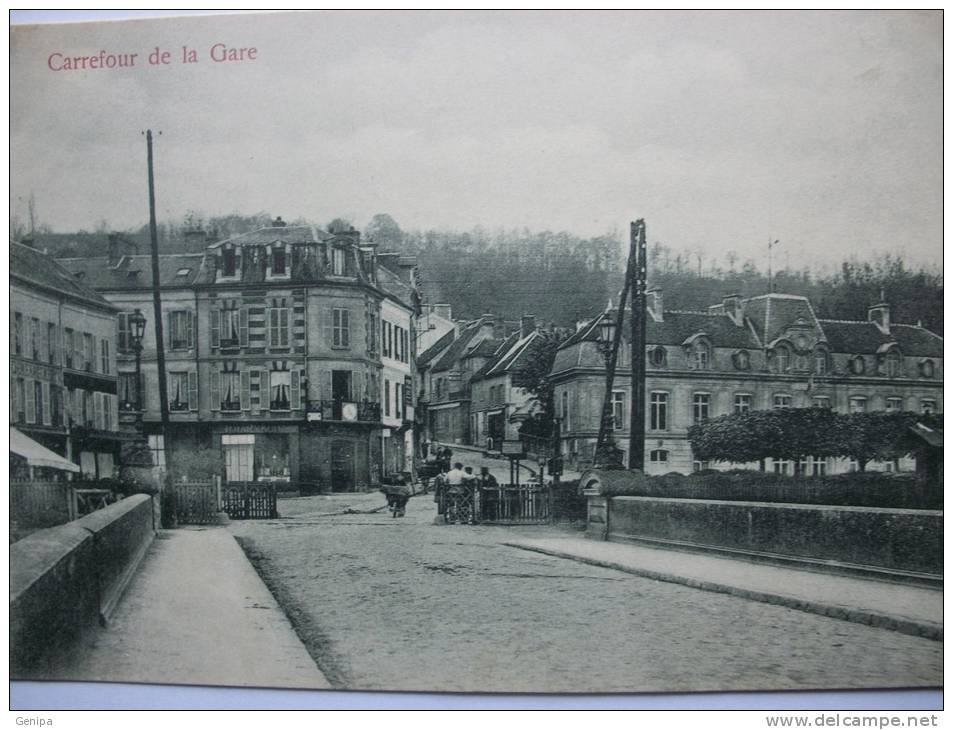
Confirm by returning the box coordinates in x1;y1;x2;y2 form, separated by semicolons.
129;309;147;417
594;302;622;467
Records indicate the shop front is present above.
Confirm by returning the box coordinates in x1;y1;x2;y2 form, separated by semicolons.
216;425;299;484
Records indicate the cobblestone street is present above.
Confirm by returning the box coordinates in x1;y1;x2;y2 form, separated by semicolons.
229;493;942;694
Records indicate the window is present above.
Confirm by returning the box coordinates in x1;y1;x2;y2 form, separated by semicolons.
885;350;902;378
921;399;937;415
692;340;710;369
169;310;193;350
693;459;710;473
31;317;40;360
63;328;74;368
733;350;750;371
561;390;569;431
649;449;669;464
118;312;131;352
692;393;710;424
33;381;43;425
814;349;828;375
169;372;190;412
332;309;350;348
47;323;57;364
221;372;242;411
269;307;290;348
100;338;111;374
649;346;667;368
773;459;791;475
812;396;831;409
650;391;668;430
119;372;140;410
272;247;286;276
83;333;95;371
101;393;113;431
148;435;165;470
396;382;403;419
774;346;790;373
612;391;625;430
50;385;62;427
223;248;237;277
383;321;391;358
384;378;391;417
773;394;792;409
849;396;868;414
220;309;242;347
734;394;751;414
850;355;866;375
332;247;346;276
919;359;935;379
809;457;828;477
13;312;22;355
14;378;25;422
885;397;903;412
270;371;291;411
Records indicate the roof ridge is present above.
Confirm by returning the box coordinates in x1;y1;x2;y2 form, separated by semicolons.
817;318;871;324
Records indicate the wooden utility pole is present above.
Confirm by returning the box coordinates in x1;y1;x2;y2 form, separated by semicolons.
146;131;171;455
628;220;647;471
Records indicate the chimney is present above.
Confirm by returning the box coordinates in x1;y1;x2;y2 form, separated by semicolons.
107;233;122;266
722;293;743;326
480;313;496;338
868;295;890;334
520;315;536;338
272;216;287;228
646;288;664;322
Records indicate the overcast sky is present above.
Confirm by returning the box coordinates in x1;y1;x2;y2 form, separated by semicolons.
10;10;942;270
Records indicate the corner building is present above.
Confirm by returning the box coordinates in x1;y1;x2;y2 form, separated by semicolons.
58;221;416;491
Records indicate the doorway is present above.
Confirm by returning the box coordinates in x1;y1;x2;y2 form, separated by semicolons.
331;439;354;491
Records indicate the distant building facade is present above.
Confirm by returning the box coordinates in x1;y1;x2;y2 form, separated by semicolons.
57;221;417;491
10;242;123;478
550;291;943;475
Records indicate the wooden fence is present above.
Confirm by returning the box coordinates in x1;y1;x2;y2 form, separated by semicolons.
171;480;221;525
222;482;278;520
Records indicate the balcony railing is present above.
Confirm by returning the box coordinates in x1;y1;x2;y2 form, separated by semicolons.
305;399;381;423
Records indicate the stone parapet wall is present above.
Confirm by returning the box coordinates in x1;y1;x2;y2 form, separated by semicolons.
600;496;942;576
10;494;155;675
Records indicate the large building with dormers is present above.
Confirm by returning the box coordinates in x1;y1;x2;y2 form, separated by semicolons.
57;220;417;491
550;290;942;475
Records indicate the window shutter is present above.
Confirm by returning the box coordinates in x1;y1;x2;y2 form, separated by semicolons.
240;370;250;410
24;318;32;358
210;309;220;349
325;309;334;346
51;325;59;365
291;370;301;410
261;369;270;411
239;307;249;347
93;391;102;430
342;310;350;348
210;371;221;411
188;371;198;411
10;377;16;422
168;313;175;349
187;310;195;349
41;382;51;425
25;379;35;423
282;309;290;346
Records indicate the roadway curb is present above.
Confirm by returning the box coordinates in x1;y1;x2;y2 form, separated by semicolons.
504;542;943;642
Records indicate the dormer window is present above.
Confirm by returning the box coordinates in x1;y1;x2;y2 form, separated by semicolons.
814;347;829;375
273;247;286;276
689;339;711;370
884;350;902;378
732;350;750;371
773;345;791;373
850;355;866;375
223;248;237;277
649;346;667;368
332;247;346;276
919;359;935;379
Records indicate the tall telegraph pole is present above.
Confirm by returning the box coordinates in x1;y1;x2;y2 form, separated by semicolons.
146;130;171;457
628;220;647;471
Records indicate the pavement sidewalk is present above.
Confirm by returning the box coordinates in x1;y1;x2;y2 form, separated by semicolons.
504;536;943;641
43;526;331;690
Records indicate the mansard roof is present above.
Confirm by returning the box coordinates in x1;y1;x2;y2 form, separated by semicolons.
12;242;117;311
208;224;329;247
561;309;759;351
819;320;943;358
742;294;823;346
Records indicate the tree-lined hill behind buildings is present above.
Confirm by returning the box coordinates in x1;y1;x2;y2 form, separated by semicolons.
16;210;942;335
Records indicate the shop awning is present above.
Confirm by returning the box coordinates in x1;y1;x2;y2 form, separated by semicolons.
9;428;80;473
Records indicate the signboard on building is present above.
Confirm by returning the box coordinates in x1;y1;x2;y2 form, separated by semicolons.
501;440;524;457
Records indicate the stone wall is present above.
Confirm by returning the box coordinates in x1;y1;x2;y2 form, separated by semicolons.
600;496;942;576
10;494;155;675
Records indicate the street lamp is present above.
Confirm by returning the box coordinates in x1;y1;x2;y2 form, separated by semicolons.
129;308;147;418
594;302;623;468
